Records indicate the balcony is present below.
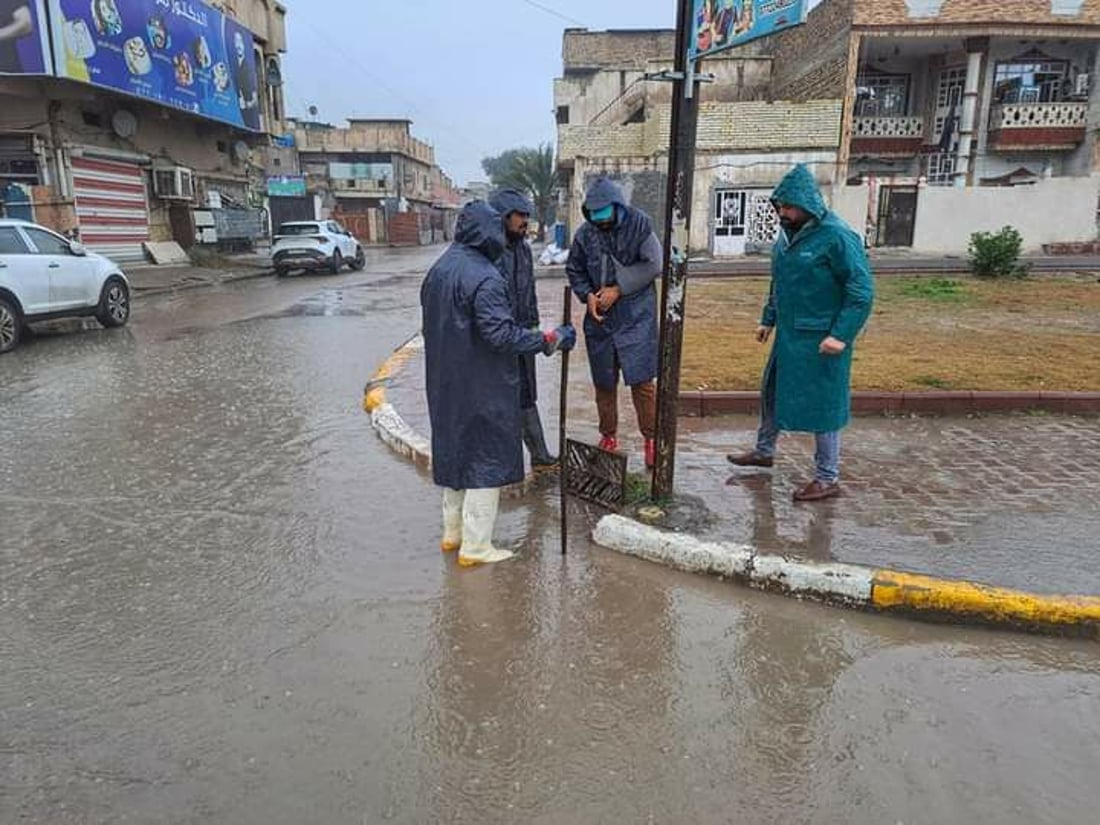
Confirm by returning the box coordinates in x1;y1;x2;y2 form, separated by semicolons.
988;102;1088;152
850;116;925;157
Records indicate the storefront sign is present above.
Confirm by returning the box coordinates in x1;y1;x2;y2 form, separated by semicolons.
689;0;807;61
48;0;262;131
267;175;306;197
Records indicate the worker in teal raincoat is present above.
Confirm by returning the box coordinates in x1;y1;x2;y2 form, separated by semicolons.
728;165;874;502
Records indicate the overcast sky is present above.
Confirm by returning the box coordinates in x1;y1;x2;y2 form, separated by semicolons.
281;1;822;187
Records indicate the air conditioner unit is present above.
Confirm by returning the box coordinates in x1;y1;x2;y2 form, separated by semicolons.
1075;73;1091;97
153;166;194;201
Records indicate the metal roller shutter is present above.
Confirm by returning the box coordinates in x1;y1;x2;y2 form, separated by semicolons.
72;156;151;263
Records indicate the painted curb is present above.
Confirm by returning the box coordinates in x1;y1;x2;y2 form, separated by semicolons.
593;514;1100;638
681;390;1100;417
363;334;543;499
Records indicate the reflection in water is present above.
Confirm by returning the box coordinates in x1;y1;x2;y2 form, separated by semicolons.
733;472;836;561
420;492;678;821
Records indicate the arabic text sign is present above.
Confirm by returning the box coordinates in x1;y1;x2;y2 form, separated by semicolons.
0;0;51;75
49;0;262;131
689;0;808;61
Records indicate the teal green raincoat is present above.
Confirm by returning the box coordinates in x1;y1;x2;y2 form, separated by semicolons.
763;165;874;433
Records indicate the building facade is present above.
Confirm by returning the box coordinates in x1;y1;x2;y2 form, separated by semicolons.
0;0;290;261
555;1;1100;257
290;118;461;245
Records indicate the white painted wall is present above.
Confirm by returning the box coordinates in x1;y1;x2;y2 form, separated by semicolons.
911;177;1100;252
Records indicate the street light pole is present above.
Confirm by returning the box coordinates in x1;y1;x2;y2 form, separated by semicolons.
652;0;700;500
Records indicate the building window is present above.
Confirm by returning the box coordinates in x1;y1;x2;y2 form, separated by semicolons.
556;106;570;125
994;57;1068;104
855;71;911;117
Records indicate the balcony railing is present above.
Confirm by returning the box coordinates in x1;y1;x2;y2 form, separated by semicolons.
852;116;924;139
990;102;1088;130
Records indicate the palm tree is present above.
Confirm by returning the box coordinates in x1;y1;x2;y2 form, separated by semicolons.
482;144;557;242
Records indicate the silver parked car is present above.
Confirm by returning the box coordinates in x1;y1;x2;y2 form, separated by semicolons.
0;219;130;354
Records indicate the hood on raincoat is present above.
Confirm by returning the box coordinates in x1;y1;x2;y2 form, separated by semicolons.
455;200;506;262
582;177;629;221
580;177;654;265
771;164;829;222
489;188;534;218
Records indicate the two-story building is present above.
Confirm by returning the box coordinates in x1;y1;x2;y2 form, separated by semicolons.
833;0;1100;252
0;0;289;261
555;1;1100;257
290;118;461;245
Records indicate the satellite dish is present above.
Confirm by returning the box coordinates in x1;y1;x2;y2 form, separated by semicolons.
112;109;138;139
308;105;318;118
231;140;251;164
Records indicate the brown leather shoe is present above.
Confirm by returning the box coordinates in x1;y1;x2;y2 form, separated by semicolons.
793;480;841;502
727;450;775;468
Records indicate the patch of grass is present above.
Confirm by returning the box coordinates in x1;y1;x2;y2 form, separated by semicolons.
898;278;969;302
914;375;953;389
682;274;1100;392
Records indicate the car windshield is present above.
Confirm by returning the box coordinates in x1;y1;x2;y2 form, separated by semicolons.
277;224;321;236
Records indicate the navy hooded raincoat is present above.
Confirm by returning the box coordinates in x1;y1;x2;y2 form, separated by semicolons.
421;201;548;490
763;165;874;433
566;178;663;389
489;189;540;407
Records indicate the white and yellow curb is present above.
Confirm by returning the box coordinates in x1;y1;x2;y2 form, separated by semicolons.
593;514;1100;638
363;334;540;498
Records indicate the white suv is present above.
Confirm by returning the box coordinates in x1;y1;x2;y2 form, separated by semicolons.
0;220;131;354
272;220;366;277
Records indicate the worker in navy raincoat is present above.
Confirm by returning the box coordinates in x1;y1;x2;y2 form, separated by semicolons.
489;189;555;468
566;178;664;469
727;164;874;502
421;200;575;566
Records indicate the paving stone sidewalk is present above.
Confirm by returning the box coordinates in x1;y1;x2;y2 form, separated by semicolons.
384;279;1100;597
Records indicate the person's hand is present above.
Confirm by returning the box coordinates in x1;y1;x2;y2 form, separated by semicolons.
596;285;621;312
586;293;605;323
819;336;847;355
542;325;576;355
755;325;773;344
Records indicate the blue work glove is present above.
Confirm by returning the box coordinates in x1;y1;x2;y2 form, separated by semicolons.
542;324;576;355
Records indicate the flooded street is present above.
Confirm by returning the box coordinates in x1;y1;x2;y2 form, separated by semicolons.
2;248;1099;824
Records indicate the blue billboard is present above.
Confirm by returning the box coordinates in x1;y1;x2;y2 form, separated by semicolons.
48;0;262;131
689;0;808;61
0;0;52;75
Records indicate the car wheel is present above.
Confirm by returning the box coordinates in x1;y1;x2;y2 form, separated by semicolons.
329;249;343;274
96;277;130;328
350;247;366;271
275;265;289;277
0;296;22;354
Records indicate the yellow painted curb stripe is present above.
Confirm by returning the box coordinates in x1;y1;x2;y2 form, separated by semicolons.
872;570;1100;628
363;342;419;413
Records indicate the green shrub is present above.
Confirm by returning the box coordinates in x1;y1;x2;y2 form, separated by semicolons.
900;278;968;302
968;226;1029;279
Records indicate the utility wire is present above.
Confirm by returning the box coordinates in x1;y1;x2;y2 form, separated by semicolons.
518;0;587;27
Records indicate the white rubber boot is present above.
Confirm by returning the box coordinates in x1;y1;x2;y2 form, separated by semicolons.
457;488;514;567
441;488;465;553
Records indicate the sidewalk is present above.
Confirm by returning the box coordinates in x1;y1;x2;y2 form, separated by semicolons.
125;252;273;296
536;251;1100;278
377;279;1100;602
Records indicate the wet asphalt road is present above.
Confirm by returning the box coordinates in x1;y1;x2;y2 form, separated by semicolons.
2;247;1099;824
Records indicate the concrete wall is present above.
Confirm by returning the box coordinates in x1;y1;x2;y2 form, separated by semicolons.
911;177;1100;252
765;0;855;101
853;0;1100;27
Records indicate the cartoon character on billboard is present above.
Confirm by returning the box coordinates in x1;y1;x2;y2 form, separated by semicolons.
123;36;152;76
213;60;229;91
193;35;212;69
174;52;193;86
147;15;170;51
695;0;715;54
232;30;260;129
91;0;123;37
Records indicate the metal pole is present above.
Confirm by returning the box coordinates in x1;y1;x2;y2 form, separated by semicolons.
652;0;700;500
558;284;572;555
